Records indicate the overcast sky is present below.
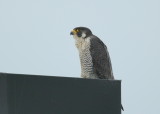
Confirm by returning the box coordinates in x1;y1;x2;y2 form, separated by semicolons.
0;0;160;114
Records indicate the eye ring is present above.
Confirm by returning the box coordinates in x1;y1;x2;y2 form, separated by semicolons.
76;29;79;32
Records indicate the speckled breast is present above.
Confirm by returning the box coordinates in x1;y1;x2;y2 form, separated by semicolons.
76;38;97;79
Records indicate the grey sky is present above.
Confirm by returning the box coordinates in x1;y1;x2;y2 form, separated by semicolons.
0;0;160;114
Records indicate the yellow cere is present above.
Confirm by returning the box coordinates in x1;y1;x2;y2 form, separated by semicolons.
72;29;77;34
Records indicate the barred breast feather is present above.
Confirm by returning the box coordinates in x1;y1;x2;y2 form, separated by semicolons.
74;37;98;79
74;35;114;79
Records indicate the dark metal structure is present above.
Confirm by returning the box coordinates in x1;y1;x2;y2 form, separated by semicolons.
0;73;121;114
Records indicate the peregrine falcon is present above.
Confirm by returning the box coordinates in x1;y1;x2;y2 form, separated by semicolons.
70;27;114;79
70;27;124;111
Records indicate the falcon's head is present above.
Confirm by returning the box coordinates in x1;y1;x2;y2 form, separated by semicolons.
70;27;92;38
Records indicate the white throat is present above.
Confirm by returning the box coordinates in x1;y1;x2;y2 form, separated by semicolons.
73;35;90;50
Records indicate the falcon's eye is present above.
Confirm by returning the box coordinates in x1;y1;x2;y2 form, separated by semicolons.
76;29;79;32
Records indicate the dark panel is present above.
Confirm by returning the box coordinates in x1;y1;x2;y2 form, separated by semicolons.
0;73;9;114
0;73;121;114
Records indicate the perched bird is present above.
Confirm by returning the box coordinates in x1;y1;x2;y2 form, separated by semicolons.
70;27;114;79
70;27;124;111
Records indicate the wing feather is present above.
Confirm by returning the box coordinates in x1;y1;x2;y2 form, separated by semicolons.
90;35;114;79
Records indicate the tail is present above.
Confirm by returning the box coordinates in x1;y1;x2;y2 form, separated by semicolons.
121;104;124;111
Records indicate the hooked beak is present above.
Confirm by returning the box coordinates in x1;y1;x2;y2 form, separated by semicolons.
70;31;74;35
70;29;77;35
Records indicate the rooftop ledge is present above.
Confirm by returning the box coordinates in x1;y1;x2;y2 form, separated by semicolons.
0;72;122;114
